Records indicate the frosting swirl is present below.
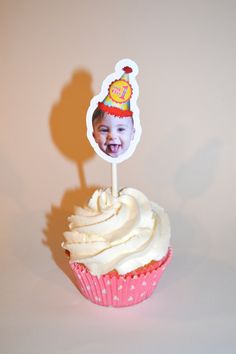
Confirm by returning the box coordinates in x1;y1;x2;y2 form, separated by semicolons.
62;188;171;276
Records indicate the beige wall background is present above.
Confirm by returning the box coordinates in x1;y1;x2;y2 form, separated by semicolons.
1;1;235;353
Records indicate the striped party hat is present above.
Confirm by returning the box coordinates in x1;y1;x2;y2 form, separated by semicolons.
98;66;133;117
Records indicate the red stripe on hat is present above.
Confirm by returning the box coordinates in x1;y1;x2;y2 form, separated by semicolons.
98;102;133;117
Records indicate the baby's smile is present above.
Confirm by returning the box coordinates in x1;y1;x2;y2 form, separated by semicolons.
106;143;121;155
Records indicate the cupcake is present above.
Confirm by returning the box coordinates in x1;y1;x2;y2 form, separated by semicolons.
62;187;172;307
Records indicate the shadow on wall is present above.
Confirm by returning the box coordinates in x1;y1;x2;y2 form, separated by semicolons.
174;138;222;202
43;69;101;284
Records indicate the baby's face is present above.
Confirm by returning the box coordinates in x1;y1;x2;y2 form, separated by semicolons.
93;113;135;158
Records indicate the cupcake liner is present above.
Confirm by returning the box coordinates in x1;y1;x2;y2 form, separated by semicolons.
70;247;173;307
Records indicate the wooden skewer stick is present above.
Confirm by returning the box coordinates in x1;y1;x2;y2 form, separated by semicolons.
111;163;118;198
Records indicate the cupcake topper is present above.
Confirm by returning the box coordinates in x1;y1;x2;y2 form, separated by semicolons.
86;59;141;197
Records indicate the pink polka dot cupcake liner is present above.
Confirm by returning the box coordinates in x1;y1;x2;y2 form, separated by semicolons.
69;247;173;307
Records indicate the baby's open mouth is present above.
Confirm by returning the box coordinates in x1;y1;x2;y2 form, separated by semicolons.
107;144;121;154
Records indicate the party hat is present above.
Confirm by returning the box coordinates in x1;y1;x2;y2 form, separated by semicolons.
98;66;133;117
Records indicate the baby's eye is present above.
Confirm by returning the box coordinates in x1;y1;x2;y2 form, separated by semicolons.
99;127;108;133
118;127;126;132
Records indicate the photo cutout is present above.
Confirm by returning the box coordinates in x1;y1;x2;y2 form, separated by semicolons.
86;59;141;164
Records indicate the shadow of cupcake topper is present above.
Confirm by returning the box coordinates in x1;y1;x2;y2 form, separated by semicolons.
43;69;101;282
50;69;95;187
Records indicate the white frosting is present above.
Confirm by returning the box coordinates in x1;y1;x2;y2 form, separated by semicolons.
62;188;171;276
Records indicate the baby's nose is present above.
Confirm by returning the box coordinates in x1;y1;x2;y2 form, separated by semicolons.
107;131;118;141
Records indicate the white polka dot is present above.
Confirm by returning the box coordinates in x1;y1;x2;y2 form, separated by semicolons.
140;292;146;297
142;281;147;286
130;285;135;290
118;285;123;291
106;280;111;285
128;296;134;302
95;296;101;302
133;275;138;279
162;266;166;271
113;295;119;301
78;274;81;279
102;288;107;294
153;273;157;278
86;285;91;290
152;282;157;286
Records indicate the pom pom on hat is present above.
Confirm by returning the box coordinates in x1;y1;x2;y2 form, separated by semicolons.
123;66;132;74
